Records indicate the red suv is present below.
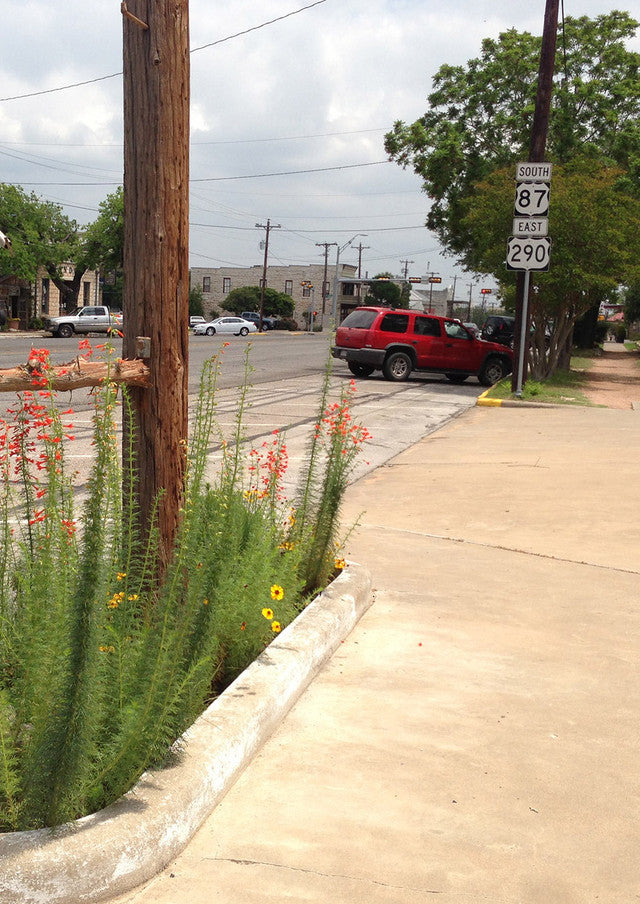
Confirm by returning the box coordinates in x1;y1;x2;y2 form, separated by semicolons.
332;307;513;385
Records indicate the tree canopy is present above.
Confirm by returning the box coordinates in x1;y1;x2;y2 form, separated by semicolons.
385;11;640;264
384;11;640;375
0;184;126;310
223;285;294;318
365;272;403;307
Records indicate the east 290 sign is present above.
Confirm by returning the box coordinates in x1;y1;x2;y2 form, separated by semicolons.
506;236;551;271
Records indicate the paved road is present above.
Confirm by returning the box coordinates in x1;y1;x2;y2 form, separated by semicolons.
0;332;484;492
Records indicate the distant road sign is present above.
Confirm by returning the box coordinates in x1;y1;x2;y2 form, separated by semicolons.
516;161;553;181
513;216;549;236
514;182;550;216
506;236;551;271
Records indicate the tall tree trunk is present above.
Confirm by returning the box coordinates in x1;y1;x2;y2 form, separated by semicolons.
122;0;190;570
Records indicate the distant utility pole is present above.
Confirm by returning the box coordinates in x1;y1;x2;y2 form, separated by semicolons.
256;219;280;330
467;283;473;320
355;242;370;300
316;242;337;315
400;259;414;280
122;0;190;570
511;0;559;392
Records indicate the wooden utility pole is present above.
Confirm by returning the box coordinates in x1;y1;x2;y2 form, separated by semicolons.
255;219;280;331
122;0;190;568
511;0;559;391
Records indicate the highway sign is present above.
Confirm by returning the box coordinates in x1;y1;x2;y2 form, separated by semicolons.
514;182;550;216
516;162;553;181
513;216;549;236
506;236;551;271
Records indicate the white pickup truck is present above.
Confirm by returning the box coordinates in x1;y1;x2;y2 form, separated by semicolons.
45;306;123;339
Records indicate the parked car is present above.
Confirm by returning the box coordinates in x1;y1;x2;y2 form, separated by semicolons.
45;306;123;338
481;314;515;347
193;316;258;337
189;315;206;327
463;322;480;337
240;311;279;330
331;307;513;386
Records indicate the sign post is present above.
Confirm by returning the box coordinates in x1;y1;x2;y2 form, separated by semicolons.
507;162;553;395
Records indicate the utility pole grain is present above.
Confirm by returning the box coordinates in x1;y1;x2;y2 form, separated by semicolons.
122;0;190;569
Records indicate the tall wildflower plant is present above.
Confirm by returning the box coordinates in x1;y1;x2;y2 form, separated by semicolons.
294;362;371;594
0;341;371;831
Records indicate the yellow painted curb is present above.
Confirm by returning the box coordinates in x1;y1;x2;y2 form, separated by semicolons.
476;390;503;407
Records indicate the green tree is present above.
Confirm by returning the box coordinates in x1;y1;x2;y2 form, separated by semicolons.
459;160;640;376
224;285;294;318
365;272;402;307
0;184;83;310
385;11;640;376
189;285;204;318
624;282;640;324
385;12;640;262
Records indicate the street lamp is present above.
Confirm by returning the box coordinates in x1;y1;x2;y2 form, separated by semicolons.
331;234;367;322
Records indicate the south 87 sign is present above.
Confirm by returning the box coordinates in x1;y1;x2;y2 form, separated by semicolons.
506;236;551;271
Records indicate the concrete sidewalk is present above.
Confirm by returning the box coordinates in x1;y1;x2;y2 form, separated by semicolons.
105;403;640;904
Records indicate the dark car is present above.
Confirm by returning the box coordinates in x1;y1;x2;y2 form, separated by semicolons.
481;315;515;347
240;311;279;330
331;307;513;386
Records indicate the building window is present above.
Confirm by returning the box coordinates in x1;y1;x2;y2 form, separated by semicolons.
83;281;91;305
323;280;331;299
223;277;231;294
285;279;293;295
203;276;211;293
341;282;355;296
302;285;311;298
41;278;49;314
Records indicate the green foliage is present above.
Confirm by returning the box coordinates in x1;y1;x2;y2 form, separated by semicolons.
624;282;640;322
224;286;294;318
458;159;640;376
385;12;640;261
0;184;80;283
82;187;124;274
189;285;205;317
365;273;402;307
0;342;370;830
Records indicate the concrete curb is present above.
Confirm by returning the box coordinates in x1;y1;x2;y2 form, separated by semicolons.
476;388;563;408
1;562;373;904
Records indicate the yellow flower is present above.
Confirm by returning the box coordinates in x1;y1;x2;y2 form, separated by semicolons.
270;584;284;601
262;607;274;620
128;593;139;601
271;621;282;633
116;571;127;581
203;598;210;606
334;557;346;570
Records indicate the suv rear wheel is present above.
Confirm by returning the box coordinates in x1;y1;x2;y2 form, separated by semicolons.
479;356;507;386
445;373;468;384
348;362;375;378
383;350;412;382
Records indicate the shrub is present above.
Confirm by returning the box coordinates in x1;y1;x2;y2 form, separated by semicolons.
614;323;627;343
0;342;370;830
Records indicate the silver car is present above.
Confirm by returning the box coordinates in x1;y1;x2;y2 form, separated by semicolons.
193;316;258;337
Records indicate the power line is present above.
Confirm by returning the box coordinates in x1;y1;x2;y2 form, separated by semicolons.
0;1;329;103
8;160;389;187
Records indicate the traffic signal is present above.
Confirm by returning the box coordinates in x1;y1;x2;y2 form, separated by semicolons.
428;276;442;284
481;288;492;294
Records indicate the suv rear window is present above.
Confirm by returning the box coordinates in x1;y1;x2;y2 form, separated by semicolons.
379;313;409;333
340;310;378;329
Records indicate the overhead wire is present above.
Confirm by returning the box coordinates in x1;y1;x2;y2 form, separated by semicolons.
0;1;329;103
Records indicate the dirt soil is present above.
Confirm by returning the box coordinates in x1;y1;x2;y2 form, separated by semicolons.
580;343;640;410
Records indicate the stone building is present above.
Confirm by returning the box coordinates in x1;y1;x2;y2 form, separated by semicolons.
34;264;102;319
190;263;359;327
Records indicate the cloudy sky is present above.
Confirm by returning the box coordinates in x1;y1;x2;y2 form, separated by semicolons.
0;1;638;296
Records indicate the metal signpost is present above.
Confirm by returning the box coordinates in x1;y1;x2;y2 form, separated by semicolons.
507;162;553;395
